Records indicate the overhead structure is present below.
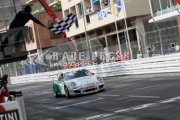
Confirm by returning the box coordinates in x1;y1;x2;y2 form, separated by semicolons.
38;0;77;51
0;27;29;65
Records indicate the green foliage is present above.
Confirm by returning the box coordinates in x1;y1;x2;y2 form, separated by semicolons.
97;38;106;48
33;3;62;16
52;3;62;12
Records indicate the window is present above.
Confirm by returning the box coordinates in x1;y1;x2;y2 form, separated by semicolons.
105;25;112;33
64;9;70;17
84;0;93;14
64;69;92;81
70;6;76;15
76;3;83;18
26;27;34;43
96;28;103;36
104;24;115;33
101;0;110;8
75;19;79;28
86;15;90;23
151;0;161;16
92;0;101;12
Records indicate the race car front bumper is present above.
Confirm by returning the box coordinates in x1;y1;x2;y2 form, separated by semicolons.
69;83;104;96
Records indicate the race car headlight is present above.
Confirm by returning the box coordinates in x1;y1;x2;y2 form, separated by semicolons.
70;82;76;88
97;77;103;83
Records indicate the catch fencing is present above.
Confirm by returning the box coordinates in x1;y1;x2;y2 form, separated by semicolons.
10;52;180;84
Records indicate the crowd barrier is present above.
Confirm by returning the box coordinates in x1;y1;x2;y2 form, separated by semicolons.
10;53;180;84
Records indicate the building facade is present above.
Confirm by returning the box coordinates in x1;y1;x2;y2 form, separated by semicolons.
0;0;66;76
0;0;27;30
147;0;180;55
61;0;151;60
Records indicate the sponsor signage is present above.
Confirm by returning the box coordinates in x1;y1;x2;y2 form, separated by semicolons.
0;109;20;120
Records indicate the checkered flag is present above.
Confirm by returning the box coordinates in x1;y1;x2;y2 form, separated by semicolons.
50;13;77;34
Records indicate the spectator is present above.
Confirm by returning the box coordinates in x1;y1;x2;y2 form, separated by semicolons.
137;50;143;59
116;53;121;62
0;75;9;103
93;50;100;64
102;0;109;7
86;6;92;14
147;47;152;57
102;54;106;63
175;44;180;52
110;54;116;62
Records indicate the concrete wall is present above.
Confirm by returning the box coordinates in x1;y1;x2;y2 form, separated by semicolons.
61;0;81;11
125;0;150;18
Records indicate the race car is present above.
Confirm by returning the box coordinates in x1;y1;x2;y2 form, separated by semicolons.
52;69;105;98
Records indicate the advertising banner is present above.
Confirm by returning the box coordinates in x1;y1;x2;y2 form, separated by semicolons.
0;101;23;120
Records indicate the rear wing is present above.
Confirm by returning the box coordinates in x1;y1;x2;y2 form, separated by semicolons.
0;27;29;65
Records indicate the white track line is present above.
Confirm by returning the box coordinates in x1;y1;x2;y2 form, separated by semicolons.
99;94;121;97
41;98;104;110
129;95;161;99
85;113;113;120
85;96;180;120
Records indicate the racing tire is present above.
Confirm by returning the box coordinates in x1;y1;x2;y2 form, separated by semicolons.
99;88;105;92
64;86;71;98
55;93;59;98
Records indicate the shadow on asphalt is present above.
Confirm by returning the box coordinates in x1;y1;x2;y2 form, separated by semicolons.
55;90;106;99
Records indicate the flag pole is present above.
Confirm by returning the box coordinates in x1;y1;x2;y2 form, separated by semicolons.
122;0;133;59
113;11;123;58
81;0;93;64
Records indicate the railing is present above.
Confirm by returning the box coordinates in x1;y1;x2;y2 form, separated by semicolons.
0;27;29;65
10;52;180;84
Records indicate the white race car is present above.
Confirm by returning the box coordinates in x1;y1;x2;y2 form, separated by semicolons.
52;69;105;98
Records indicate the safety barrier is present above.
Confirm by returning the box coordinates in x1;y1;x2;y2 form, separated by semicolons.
10;53;180;84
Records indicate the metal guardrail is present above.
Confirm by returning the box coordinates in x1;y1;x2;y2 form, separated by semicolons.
10;53;180;84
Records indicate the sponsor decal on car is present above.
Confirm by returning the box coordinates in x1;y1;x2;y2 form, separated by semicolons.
85;83;96;89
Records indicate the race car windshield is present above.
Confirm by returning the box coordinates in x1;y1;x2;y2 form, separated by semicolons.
64;70;92;81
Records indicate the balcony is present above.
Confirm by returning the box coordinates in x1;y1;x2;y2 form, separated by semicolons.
149;5;180;23
26;0;38;4
149;0;180;23
154;6;179;16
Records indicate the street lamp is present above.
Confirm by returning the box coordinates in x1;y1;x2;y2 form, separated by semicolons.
113;9;123;59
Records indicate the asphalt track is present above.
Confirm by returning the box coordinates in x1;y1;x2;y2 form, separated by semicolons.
9;73;180;120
